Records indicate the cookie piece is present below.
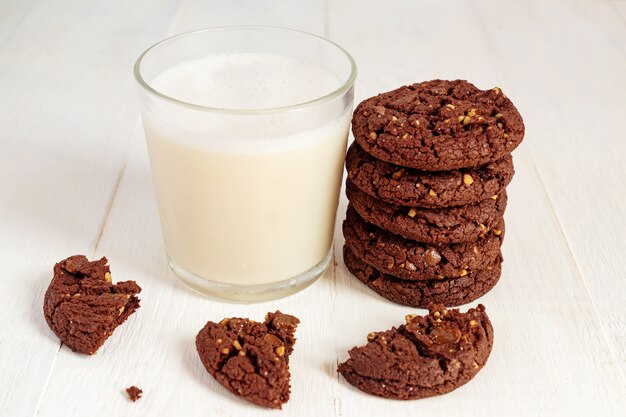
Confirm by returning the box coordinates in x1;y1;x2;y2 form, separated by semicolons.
346;142;514;208
343;245;501;308
43;255;141;355
338;304;493;399
352;80;524;170
346;179;506;244
195;311;300;409
126;386;143;402
343;206;503;280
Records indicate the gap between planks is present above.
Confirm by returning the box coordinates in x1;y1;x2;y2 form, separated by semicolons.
329;245;342;417
30;2;332;415
32;344;62;417
467;0;626;385
31;122;141;417
92;145;134;256
525;147;626;384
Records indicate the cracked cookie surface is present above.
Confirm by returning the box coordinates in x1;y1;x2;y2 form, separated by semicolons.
346;179;507;244
343;245;502;308
195;311;300;409
352;79;524;171
343;206;504;281
338;303;493;399
346;142;514;208
43;255;141;355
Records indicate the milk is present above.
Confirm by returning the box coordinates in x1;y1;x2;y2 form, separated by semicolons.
142;53;350;286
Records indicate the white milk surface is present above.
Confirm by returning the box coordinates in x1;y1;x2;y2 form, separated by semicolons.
152;53;338;109
144;53;349;285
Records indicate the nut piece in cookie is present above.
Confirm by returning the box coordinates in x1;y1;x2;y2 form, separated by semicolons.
43;255;141;355
195;311;300;409
338;304;493;399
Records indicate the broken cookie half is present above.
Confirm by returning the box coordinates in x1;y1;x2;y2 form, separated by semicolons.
43;255;141;355
338;304;493;399
195;311;300;409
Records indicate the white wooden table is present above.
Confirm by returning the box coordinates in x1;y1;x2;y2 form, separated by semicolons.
1;1;625;416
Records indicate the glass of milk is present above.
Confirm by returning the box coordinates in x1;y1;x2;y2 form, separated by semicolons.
134;27;356;301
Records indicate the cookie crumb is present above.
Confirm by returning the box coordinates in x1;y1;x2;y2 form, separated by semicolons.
126;386;142;402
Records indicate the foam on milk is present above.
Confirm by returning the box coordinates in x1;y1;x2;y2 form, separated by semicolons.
151;53;339;110
147;54;344;153
143;53;351;285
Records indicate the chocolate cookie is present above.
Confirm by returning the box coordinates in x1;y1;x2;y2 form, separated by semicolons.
338;304;493;399
346;179;507;244
195;311;300;409
352;80;524;170
343;206;504;280
43;255;141;355
343;245;502;308
346;142;514;208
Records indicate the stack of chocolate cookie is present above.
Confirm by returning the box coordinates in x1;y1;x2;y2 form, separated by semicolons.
343;80;524;308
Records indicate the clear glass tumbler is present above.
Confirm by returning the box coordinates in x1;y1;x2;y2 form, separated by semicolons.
134;27;356;301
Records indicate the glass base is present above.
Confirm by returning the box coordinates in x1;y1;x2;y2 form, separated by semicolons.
169;247;332;302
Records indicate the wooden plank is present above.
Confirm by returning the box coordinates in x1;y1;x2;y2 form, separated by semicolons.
614;1;626;21
35;1;335;417
470;0;626;375
328;0;626;415
169;0;326;35
608;1;626;57
37;131;341;416
0;1;175;416
0;0;36;47
3;0;624;416
335;146;626;416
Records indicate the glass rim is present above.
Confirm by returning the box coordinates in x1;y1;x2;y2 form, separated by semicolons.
133;25;358;114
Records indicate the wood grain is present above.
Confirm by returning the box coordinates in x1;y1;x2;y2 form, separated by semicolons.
471;0;626;374
0;0;35;47
0;0;174;416
1;0;625;416
33;1;337;416
614;1;626;25
329;0;626;415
